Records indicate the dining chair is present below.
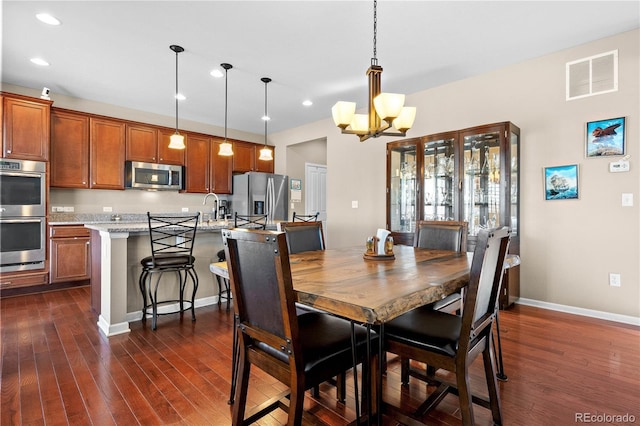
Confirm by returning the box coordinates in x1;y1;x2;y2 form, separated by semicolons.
292;211;319;222
414;220;468;314
223;228;377;425
138;212;200;330
384;227;510;425
277;221;325;254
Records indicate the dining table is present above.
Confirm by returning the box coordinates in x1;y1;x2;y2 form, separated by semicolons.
210;243;474;424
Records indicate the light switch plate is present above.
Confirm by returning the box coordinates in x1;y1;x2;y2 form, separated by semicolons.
352;200;358;209
622;193;633;207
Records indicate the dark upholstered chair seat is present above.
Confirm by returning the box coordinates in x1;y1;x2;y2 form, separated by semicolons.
385;308;461;357
255;312;378;386
141;253;195;268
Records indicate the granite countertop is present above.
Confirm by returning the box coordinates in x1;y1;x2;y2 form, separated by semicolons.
49;213;278;233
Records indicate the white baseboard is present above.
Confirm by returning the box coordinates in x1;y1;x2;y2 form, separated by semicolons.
516;298;640;326
125;295;220;323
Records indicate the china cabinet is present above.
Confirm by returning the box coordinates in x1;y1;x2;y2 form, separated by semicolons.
387;122;520;308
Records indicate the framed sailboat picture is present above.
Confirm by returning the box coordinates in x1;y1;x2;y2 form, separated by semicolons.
586;117;625;157
544;164;579;200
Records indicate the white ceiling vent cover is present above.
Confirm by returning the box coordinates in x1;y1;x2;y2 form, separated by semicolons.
566;50;618;101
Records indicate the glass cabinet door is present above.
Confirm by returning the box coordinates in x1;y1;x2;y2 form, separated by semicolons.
509;127;520;241
461;127;503;238
388;143;417;235
423;134;456;221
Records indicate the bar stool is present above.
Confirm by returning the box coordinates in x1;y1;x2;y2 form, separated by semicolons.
139;212;200;330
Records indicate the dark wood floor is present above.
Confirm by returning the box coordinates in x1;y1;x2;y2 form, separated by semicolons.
1;286;639;425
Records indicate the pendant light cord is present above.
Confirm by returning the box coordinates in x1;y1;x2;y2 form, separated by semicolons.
371;0;378;66
261;77;271;147
224;66;228;141
175;49;179;132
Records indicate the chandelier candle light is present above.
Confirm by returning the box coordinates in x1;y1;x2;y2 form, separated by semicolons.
331;0;416;142
168;44;186;149
218;63;234;156
259;77;273;161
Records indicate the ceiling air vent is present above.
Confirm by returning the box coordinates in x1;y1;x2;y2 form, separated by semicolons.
566;50;618;101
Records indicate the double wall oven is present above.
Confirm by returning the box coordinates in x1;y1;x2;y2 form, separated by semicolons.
0;159;47;273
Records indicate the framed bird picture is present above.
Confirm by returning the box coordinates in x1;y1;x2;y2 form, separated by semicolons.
586;117;625;157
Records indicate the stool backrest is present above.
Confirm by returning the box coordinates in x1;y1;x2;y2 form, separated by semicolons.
292;212;319;222
234;213;267;229
147;213;199;264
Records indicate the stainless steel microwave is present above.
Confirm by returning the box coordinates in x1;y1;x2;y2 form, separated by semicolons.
125;161;183;190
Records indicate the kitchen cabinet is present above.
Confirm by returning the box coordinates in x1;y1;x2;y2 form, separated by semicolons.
387;121;520;308
0;270;49;291
49;225;91;283
157;128;185;165
126;123;184;165
232;140;274;173
211;138;233;193
50;109;90;188
184;134;232;194
233;141;256;173
90;117;125;189
1;93;52;161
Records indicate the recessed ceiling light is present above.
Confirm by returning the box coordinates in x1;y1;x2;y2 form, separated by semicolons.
30;58;50;66
36;13;61;25
175;93;186;101
302;100;313;106
210;69;224;78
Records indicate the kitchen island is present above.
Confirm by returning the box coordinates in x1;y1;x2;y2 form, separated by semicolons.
84;220;229;337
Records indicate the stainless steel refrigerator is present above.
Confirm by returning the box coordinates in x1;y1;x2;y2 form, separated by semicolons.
230;172;288;224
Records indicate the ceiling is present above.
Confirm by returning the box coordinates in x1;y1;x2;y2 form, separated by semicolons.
3;1;639;135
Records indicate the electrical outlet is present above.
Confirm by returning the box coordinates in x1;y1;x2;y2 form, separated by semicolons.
352;200;358;209
609;273;621;287
181;207;189;212
51;206;62;212
103;206;113;212
62;206;74;212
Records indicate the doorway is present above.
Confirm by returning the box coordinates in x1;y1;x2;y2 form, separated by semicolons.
305;163;327;222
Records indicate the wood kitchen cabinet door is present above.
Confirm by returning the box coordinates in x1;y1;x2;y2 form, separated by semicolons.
211;138;232;194
126;123;158;162
1;94;51;161
90;117;125;189
50;225;91;283
184;133;211;193
158;128;185;165
50;109;90;188
232;141;256;173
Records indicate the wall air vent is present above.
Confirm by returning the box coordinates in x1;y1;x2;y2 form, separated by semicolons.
566;50;618;101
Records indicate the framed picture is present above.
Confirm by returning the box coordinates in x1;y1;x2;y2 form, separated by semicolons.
586;117;625;157
544;164;579;200
290;178;302;191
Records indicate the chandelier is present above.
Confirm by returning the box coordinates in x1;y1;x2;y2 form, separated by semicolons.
331;0;416;142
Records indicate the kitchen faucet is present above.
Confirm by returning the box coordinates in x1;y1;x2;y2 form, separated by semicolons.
203;192;219;220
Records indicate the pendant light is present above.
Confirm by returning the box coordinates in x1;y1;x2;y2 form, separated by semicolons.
218;63;234;156
331;0;416;142
259;77;273;161
168;44;186;150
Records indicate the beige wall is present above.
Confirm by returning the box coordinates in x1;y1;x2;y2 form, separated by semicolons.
271;29;639;318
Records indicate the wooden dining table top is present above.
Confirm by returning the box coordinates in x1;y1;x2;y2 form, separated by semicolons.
211;244;473;324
